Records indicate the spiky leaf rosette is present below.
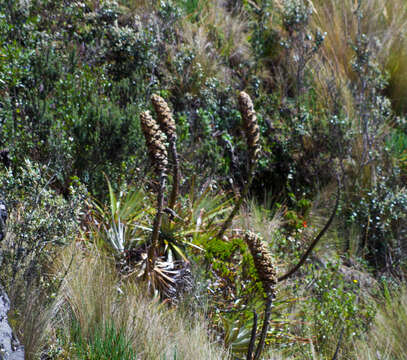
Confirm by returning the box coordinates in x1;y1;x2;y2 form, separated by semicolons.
151;94;177;141
238;91;260;163
244;231;276;296
140;111;168;174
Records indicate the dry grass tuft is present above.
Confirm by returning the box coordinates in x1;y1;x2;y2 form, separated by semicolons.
166;0;250;94
310;0;407;113
49;243;229;360
239;200;284;246
355;285;407;360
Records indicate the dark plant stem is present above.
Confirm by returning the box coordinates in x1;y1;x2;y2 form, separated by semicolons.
246;310;258;360
253;295;273;360
332;327;344;360
146;171;166;276
168;140;180;210
278;179;340;282
218;161;255;239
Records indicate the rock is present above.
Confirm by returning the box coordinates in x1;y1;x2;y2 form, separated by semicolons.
0;287;24;360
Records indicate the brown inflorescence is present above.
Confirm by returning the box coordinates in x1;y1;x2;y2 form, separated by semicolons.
244;231;277;296
140;111;168;174
151;94;177;141
238;91;260;163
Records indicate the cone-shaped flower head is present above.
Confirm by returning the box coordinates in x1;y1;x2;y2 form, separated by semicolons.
151;94;177;141
245;231;276;296
238;91;260;162
140;111;168;174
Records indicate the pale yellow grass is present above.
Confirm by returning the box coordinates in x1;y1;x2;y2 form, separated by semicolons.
354;285;407;359
310;0;407;113
238;200;284;245
49;242;230;360
166;0;251;94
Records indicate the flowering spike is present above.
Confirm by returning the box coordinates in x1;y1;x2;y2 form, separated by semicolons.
140;111;168;174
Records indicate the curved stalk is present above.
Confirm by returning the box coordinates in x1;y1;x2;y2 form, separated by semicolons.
217;162;255;239
278;181;340;282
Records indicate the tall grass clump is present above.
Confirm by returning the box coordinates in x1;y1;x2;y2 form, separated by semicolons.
355;284;407;360
165;0;251;95
310;0;407;114
49;243;229;360
70;321;137;360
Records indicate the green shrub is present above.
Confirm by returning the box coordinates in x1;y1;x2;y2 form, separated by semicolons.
303;262;375;358
345;173;407;272
0;159;85;358
0;160;84;294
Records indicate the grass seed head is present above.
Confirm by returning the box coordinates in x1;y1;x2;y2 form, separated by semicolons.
140;111;168;174
238;91;260;163
151;94;177;141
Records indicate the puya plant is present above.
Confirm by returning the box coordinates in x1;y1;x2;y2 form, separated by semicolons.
139;94;194;300
216;92;275;359
218;91;260;239
139;109;168;280
213;91;340;359
151;94;180;211
90;175;147;256
140;91;260;296
244;231;277;360
139;90;339;357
